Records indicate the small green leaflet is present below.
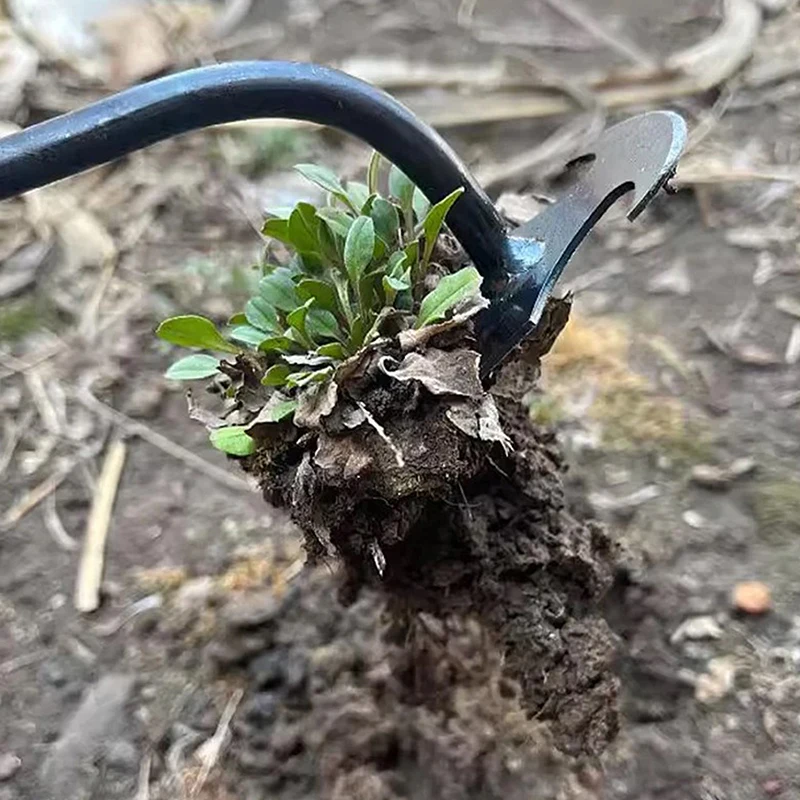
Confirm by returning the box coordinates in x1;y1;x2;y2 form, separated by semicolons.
415;266;483;328
164;354;221;380
286;298;314;342
288;203;320;254
344;216;375;286
389;165;415;213
307;308;342;342
245;296;279;333
316;341;346;360
286;367;333;388
261;363;291;386
371;198;399;246
209;426;256;456
316;207;353;238
413;187;431;221
421;187;464;267
382;274;407;305
156;315;239;354
262;217;293;245
294;163;346;196
259;268;299;312
264;398;298;421
367;150;382;195
230;325;268;347
258;335;295;354
296;278;338;315
346;182;370;213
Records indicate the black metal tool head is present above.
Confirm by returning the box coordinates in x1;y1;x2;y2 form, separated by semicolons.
478;110;687;376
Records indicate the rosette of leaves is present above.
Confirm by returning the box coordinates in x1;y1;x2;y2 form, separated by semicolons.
156;154;487;456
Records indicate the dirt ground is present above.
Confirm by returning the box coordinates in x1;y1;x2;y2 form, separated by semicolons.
1;0;800;798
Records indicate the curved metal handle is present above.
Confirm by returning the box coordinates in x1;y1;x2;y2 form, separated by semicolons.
0;60;512;280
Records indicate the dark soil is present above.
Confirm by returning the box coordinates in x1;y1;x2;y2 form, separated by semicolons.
228;304;619;776
213;569;582;800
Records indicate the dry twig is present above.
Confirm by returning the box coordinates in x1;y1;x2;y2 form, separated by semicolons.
191;689;244;796
0;463;72;530
539;0;656;68
43;492;79;551
74;439;127;613
75;389;253;493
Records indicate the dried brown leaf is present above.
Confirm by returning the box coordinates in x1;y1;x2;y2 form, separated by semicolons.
294;380;338;429
382;348;483;399
397;294;488;351
445;394;512;454
314;432;373;479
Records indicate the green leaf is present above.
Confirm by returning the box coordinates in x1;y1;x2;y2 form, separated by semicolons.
262;217;293;245
389;165;415;212
346;182;370;213
230;325;268;347
316;207;353;238
263;397;298;421
157;315;239;354
261;363;292;386
367;151;382;195
359;271;380;315
404;239;419;270
288;203;320;253
344;216;375;287
316;342;347;360
294;163;346;197
415;266;483;329
387;250;408;278
371;198;399;246
348;314;367;350
297;278;338;315
286;367;333;388
228;312;247;325
413;188;431;222
315;220;341;266
264;206;293;219
382;274;410;305
165;354;221;380
259;268;299;312
258;335;296;354
245;296;279;333
307;308;342;342
209;426;256;456
421;187;464;267
286;298;314;342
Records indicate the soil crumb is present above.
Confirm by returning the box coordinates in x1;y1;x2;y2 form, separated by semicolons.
211;568;603;800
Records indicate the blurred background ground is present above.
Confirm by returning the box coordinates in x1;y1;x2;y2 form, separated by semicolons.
0;0;799;797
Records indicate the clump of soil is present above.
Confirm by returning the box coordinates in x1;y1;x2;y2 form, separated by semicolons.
211;568;601;800
230;298;620;758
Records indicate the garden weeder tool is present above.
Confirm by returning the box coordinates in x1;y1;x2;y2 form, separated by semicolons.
0;61;686;376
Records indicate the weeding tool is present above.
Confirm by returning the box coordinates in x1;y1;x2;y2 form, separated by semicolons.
0;61;686;375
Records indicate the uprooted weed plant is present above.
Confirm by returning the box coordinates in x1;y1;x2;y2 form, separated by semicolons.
156;153;484;456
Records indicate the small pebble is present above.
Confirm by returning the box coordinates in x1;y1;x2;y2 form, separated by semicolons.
221;592;280;629
763;778;784;796
683;510;705;529
733;581;771;615
103;740;139;771
690;464;730;490
39;660;68;688
670;615;723;644
0;754;21;782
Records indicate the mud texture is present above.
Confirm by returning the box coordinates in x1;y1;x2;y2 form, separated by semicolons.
213;568;604;800
233;300;620;762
